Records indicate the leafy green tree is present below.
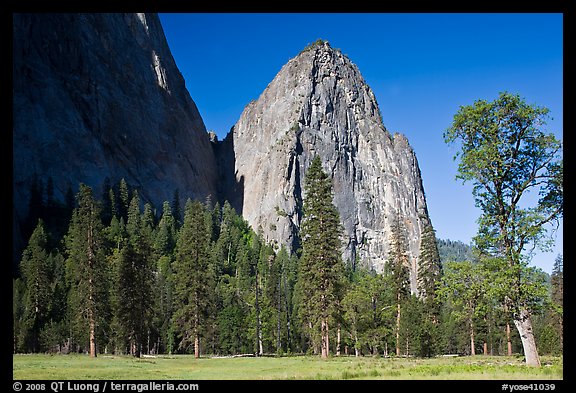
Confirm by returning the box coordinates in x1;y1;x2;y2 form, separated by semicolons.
438;261;489;356
65;184;108;357
399;294;424;356
297;155;345;359
444;92;562;366
341;271;391;356
172;199;214;358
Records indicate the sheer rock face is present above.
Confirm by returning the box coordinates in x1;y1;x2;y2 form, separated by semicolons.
221;42;431;292
13;13;218;253
13;14;432;294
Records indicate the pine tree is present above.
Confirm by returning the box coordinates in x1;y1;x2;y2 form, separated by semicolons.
277;246;298;353
265;244;284;354
213;202;252;355
152;201;177;354
297;155;345;359
551;254;563;311
172;189;182;227
65;184;108;357
416;219;443;356
13;278;26;352
417;220;442;301
550;254;563;349
115;192;155;357
172;199;214;357
101;177;113;225
20;219;52;352
118;178;130;221
385;212;411;356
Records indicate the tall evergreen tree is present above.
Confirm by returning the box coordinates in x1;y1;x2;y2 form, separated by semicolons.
13;278;26;352
551;254;563;349
297;155;345;359
20;220;52;352
278;246;298;353
551;254;563;311
385;212;411;356
172;189;182;227
417;220;442;302
115;192;155;357
152;201;177;353
101;177;113;225
172;199;214;358
417;219;443;356
65;184;108;357
118;178;130;222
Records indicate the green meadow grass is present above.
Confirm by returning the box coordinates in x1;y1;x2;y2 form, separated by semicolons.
13;354;562;380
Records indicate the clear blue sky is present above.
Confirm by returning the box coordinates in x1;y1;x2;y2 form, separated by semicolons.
158;13;563;274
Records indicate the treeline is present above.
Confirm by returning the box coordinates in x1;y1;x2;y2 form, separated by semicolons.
436;239;477;264
13;175;563;358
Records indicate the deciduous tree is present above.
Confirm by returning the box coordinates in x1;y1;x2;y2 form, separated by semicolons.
444;92;562;366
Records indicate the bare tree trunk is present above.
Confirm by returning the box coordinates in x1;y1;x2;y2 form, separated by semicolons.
194;334;200;359
87;219;97;358
396;300;401;356
488;316;493;355
283;268;292;352
320;318;329;359
276;287;282;353
514;307;540;367
308;321;317;355
405;336;409;357
336;324;341;356
89;313;97;358
470;318;475;356
559;317;563;348
506;321;513;356
255;268;263;356
483;316;489;355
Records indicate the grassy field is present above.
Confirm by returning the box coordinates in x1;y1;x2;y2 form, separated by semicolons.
13;354;562;380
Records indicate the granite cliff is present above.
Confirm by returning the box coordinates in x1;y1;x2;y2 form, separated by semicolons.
13;13;218;217
13;13;218;259
13;16;433;292
218;41;431;293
